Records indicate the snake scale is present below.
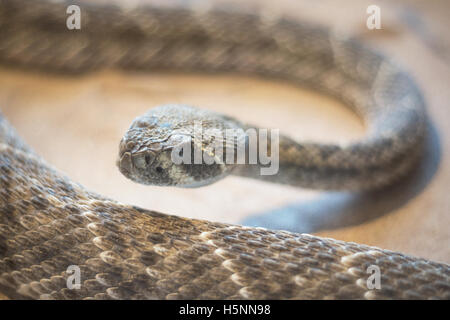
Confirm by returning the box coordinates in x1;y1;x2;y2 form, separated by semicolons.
0;0;449;300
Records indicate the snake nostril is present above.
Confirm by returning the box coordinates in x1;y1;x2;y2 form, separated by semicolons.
126;141;135;150
119;140;135;157
155;166;163;173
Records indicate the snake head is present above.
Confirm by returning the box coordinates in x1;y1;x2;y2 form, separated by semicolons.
117;104;240;187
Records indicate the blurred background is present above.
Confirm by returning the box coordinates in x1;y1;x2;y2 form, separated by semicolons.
1;0;449;263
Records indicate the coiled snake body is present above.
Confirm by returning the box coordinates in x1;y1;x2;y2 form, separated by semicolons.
0;0;449;299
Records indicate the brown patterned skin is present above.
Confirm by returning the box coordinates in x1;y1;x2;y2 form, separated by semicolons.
0;0;449;300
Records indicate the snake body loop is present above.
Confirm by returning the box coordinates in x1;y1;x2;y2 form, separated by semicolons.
0;0;449;300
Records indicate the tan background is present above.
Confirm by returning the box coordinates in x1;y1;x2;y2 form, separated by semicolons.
1;0;449;268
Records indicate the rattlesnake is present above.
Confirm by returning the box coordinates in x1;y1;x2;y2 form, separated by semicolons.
0;0;449;299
